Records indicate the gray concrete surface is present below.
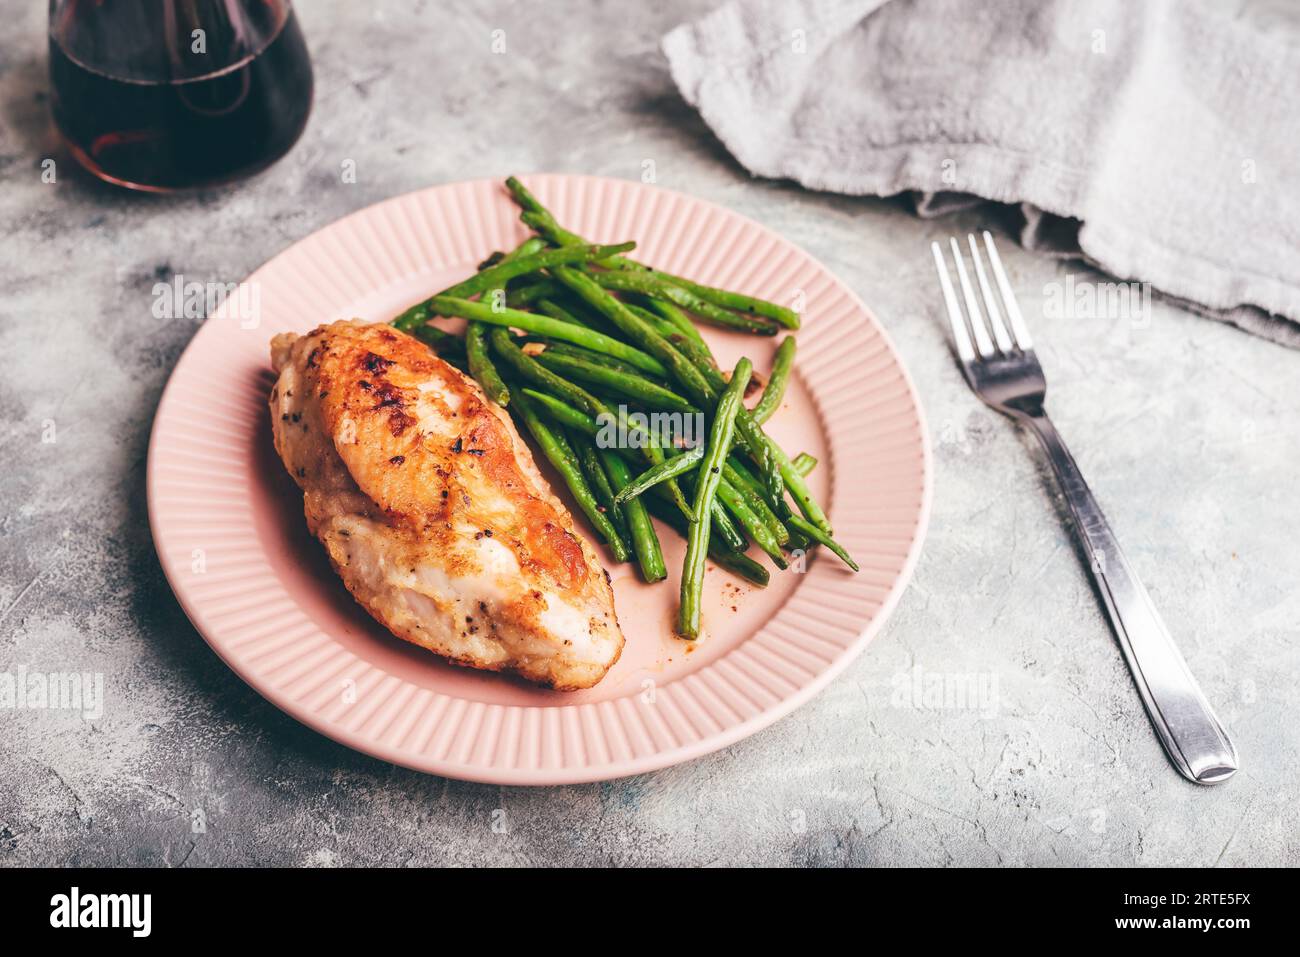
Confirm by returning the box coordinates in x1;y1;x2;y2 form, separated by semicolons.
1;0;1297;867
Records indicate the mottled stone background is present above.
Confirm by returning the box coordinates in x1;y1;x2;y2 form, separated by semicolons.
1;0;1296;867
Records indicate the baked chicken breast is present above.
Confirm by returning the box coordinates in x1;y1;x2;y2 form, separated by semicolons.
268;320;623;690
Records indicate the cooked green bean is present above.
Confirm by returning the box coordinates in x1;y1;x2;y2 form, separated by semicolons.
496;337;693;518
507;388;630;562
639;296;705;344
716;477;787;569
444;242;637;300
393;241;635;331
520;388;603;433
552;265;784;503
597;448;667;583
722;459;790;545
612;447;704;507
538;340;668;382
792;452;817;476
727;455;809;550
721;403;786;513
767;439;829;530
468;237;550;407
678;474;747;553
674;334;829;531
534;351;698;414
496;340;715;531
500;179;827;543
479;236;545;272
589;270;780;336
617;447;781;562
577;291;800;530
410;324;464;358
679;357;751;639
787;515;858;572
626;305;718;372
753;335;796;424
520;388;744;548
536;297;596;330
505;278;565;308
507;177;800;328
646;272;800;331
642;497;769;588
550;292;614;326
585;280;795;527
545;268;791;522
465;322;509;405
571;430;625;533
507;179;585;242
552;266;715;397
491;328;607;418
429;296;668;377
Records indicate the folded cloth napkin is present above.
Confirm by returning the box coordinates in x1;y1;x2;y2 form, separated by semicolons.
664;0;1300;347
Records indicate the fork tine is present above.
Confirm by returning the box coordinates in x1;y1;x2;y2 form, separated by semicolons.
948;238;996;357
931;241;975;361
967;234;1013;352
982;230;1033;350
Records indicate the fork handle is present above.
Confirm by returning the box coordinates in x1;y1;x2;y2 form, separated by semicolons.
1022;412;1238;785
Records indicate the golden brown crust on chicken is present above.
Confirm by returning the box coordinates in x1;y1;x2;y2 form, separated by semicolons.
269;320;623;690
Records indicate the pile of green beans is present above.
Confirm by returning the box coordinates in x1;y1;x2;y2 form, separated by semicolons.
389;177;858;636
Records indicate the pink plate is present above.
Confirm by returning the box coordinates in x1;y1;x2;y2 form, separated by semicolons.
147;174;931;784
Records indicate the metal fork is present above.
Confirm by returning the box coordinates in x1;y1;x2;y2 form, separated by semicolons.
932;232;1238;785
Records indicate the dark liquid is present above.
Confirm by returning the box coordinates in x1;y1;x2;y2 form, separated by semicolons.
50;6;313;191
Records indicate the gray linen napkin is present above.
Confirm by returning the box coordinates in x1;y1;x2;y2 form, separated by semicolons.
664;0;1300;347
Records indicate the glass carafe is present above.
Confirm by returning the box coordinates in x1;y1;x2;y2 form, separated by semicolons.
49;0;313;192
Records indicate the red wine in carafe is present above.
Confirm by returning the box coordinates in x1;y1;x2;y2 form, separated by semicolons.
49;0;313;191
